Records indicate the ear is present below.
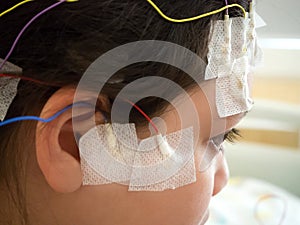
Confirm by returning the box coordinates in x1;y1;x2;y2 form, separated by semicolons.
36;87;109;193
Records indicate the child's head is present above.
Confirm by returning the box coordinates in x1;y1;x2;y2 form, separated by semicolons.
0;0;253;224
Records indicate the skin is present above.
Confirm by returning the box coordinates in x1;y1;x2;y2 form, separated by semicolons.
27;79;245;225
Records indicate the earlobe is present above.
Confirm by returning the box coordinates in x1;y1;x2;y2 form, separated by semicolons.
35;87;109;193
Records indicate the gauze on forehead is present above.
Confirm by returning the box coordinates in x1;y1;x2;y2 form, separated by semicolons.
205;12;263;118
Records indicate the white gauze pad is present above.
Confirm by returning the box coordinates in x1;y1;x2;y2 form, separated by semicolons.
205;13;262;118
0;59;22;121
79;123;196;191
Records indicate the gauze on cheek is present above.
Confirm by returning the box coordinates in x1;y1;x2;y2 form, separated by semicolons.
79;123;196;191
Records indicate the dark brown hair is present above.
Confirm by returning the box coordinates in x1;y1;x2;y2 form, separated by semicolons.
0;0;249;224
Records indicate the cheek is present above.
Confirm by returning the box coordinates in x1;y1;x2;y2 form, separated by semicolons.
136;172;214;225
67;145;216;225
72;169;214;225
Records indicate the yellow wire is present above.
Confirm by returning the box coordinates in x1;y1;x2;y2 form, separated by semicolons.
146;0;247;23
0;0;34;18
0;0;78;18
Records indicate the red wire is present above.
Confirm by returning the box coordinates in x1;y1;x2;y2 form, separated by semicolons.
124;99;159;134
0;74;61;87
1;73;159;133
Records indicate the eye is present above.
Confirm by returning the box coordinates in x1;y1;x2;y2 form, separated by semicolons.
211;128;241;148
224;128;241;143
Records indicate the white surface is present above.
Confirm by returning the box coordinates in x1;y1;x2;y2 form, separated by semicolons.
255;0;300;78
238;99;300;130
258;38;300;50
256;0;300;39
225;142;300;197
207;177;300;225
255;48;300;78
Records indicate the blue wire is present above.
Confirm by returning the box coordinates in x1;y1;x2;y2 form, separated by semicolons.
0;102;90;127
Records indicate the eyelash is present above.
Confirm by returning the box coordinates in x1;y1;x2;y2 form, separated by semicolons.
224;128;241;143
211;128;241;149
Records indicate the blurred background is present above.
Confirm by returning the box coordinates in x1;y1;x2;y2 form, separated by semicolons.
225;0;300;197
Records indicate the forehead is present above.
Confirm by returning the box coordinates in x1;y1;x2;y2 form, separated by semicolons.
159;80;246;141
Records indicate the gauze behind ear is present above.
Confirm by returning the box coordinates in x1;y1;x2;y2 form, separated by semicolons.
0;59;22;121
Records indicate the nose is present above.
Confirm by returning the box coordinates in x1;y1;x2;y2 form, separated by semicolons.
212;152;229;196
